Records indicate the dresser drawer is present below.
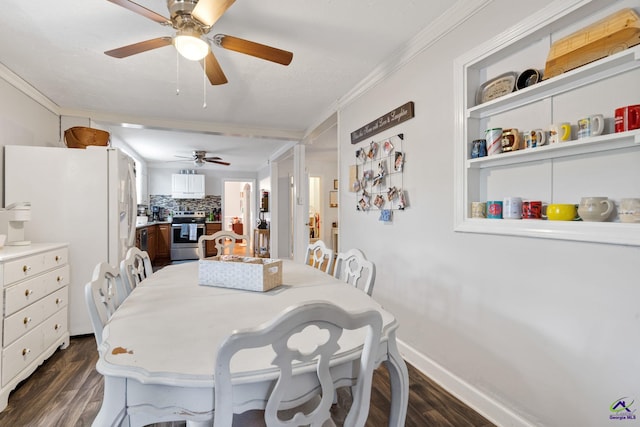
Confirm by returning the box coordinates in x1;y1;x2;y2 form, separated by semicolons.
4;265;69;317
3;287;69;347
42;309;68;350
3;301;45;347
2;325;43;386
42;287;68;320
3;247;68;286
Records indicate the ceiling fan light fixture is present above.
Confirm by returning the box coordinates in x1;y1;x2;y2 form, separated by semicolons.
194;158;205;167
174;30;209;61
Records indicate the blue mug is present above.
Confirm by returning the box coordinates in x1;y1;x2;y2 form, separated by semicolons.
471;139;487;158
487;200;503;219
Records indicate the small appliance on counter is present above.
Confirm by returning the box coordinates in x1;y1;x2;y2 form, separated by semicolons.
0;202;31;245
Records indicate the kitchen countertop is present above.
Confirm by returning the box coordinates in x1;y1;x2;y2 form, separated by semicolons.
136;221;170;229
136;220;222;229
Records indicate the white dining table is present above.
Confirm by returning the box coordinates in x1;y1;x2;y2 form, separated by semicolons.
93;259;408;426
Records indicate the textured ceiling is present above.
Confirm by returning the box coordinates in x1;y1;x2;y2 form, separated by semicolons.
0;0;454;170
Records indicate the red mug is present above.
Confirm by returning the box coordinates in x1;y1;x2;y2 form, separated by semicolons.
615;105;640;132
522;200;543;219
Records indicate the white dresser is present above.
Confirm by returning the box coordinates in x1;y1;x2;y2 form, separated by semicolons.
0;243;70;411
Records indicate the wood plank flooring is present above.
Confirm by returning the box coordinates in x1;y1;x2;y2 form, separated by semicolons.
0;335;495;427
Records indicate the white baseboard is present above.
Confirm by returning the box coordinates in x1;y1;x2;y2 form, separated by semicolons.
397;339;535;427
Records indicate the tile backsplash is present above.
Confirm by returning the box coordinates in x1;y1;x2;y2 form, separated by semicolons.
148;195;222;218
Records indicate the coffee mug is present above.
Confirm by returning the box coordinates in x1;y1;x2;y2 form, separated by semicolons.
471;201;486;218
485;128;503;156
577;197;614;222
615;105;640;133
471;139;487;158
577;114;604;138
502;197;522;219
486;200;503;219
543;204;578;221
501;128;521;152
522;200;543;219
524;129;547;148
620;198;640;223
549;122;571;144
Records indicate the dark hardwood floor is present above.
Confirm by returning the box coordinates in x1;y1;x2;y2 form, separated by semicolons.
0;336;494;427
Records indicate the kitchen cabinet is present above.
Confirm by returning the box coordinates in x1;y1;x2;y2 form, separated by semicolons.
453;0;640;246
156;224;171;260
0;243;70;412
171;174;205;199
147;225;157;262
205;222;222;257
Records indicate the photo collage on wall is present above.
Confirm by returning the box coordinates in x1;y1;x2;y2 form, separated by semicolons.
350;133;407;222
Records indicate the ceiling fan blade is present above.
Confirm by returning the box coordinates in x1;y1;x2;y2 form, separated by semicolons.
106;0;171;25
192;0;236;27
201;52;228;85
205;159;231;166
105;37;172;58
215;34;293;66
204;156;223;160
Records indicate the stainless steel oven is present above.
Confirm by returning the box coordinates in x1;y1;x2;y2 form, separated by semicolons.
170;211;206;261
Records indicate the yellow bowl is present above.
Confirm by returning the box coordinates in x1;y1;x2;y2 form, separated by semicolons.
546;204;577;221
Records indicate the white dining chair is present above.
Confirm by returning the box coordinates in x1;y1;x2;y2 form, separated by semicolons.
197;230;249;259
214;301;382;427
85;262;124;347
120;247;153;295
305;239;334;274
333;248;376;296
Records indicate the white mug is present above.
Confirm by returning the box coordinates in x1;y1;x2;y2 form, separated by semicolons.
577;197;613;222
549;122;571;144
503;197;523;219
524;129;547;148
577;114;604;139
485;128;503;156
620;198;640;223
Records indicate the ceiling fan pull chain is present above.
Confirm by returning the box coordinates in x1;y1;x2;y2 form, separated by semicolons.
176;50;180;95
202;58;207;109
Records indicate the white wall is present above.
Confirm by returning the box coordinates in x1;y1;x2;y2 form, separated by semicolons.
0;76;60;204
338;1;638;426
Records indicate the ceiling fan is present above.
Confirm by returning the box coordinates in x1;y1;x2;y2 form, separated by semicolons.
104;0;293;85
176;150;231;167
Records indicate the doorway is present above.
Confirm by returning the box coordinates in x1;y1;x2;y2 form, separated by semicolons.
308;176;321;243
223;180;255;245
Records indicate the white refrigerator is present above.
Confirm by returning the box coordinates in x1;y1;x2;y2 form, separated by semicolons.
4;145;137;335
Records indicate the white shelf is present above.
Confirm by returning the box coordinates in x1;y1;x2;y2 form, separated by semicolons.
467;45;640;119
456;218;640;247
467;130;640;169
454;0;640;246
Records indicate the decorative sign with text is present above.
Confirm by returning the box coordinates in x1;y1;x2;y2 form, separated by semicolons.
350;101;414;144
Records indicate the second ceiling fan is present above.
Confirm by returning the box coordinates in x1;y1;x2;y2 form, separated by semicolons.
104;0;293;85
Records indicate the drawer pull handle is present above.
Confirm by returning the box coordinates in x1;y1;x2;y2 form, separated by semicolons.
24;289;33;297
56;298;63;305
55;255;60;262
57;276;62;282
22;348;31;357
54;324;61;331
22;265;31;273
23;317;31;325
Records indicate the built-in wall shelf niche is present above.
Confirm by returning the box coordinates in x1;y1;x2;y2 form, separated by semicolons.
453;0;640;246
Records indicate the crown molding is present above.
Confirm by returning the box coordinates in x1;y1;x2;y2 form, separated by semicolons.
337;0;493;109
0;62;60;114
